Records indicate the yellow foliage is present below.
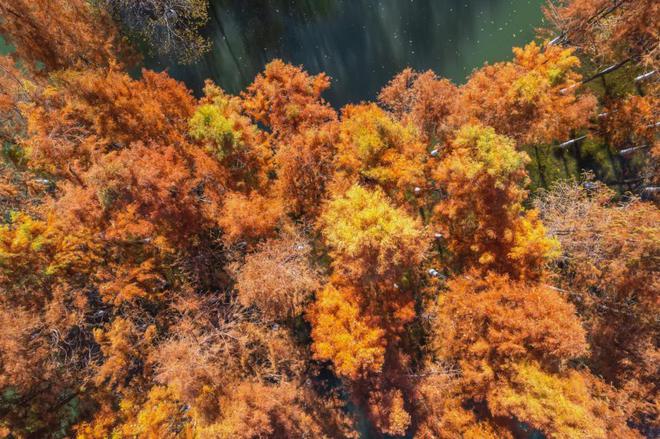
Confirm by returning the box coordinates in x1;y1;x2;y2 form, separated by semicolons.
489;362;607;439
119;386;190;439
189;104;240;159
335;103;426;200
308;284;386;379
191;82;271;190
0;212;97;304
0;212;55;273
319;184;426;285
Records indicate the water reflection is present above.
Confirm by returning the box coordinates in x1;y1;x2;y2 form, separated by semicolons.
145;0;545;106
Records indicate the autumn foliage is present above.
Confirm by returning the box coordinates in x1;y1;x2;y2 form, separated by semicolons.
0;0;658;437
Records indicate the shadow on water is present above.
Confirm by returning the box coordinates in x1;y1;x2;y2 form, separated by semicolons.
144;0;545;106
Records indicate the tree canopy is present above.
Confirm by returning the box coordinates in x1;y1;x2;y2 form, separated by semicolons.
0;0;657;437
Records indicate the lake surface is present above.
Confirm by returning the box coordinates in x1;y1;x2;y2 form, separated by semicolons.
146;0;546;106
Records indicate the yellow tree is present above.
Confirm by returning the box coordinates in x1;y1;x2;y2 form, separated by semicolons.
189;81;271;192
311;184;426;435
308;284;386;380
318;184;427;287
334;103;427;205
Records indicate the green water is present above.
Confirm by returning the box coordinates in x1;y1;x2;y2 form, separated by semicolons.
146;0;546;106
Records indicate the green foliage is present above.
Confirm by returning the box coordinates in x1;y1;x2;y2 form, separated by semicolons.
189;104;240;159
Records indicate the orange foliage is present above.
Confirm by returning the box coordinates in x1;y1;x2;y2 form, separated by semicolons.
312;184;425;435
367;388;412;436
218;191;284;244
545;0;659;69
190;81;271;191
117;386;191;439
433;125;559;280
241;59;336;138
454;42;596;145
537;179;660;427
232;227;321;320
200;381;356;438
0;307;52;392
0;56;32;145
0;0;131;73
488;362;641;438
0;3;656;435
309;284;386;379
602;93;659;154
433;273;588;384
24;68;195;178
93;318;151;390
379;68;458;143
274;122;339;218
427;273;640;437
334;103;427;202
413;373;512;439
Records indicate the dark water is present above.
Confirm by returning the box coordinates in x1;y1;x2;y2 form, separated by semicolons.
146;0;546;106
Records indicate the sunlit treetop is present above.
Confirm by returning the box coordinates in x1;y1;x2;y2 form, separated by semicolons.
241;59;337;138
308;283;386;380
335;103;427;202
441;124;529;186
189;81;271;190
433;272;588;371
455;42;596;145
23;68;195;179
319;184;426;286
379;68;458;144
489;361;635;439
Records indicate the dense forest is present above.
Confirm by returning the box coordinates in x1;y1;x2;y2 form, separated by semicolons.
0;0;658;437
